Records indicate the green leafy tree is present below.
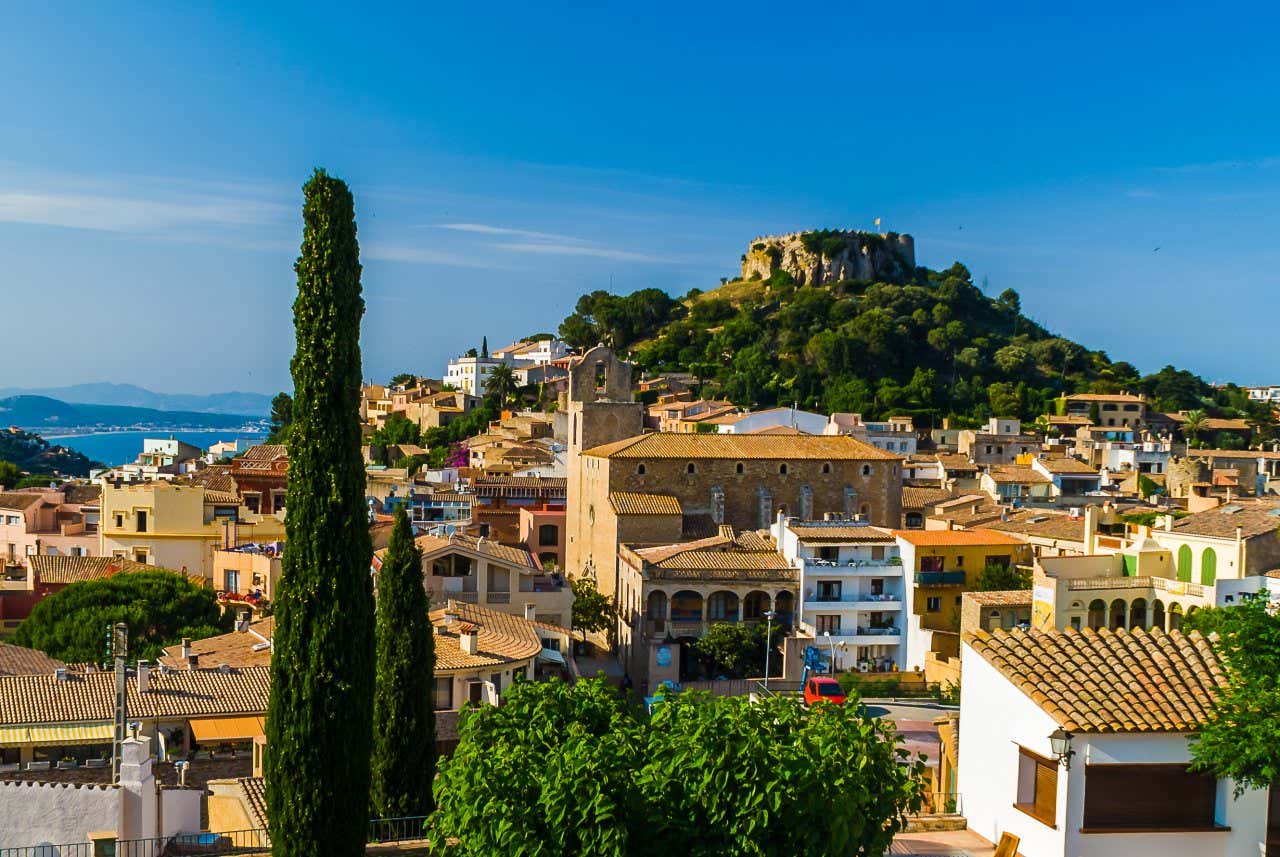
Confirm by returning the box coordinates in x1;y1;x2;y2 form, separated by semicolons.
367;412;421;449
1182;409;1208;446
0;460;21;488
480;336;488;359
693;620;783;678
483;362;517;407
570;576;616;644
265;169;376;857
976;563;1031;591
370;507;436;817
1186;594;1280;795
13;570;229;663
430;678;925;856
268;392;293;444
1087;401;1101;425
389;373;416;387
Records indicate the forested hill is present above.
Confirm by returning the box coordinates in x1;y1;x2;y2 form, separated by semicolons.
555;253;1233;426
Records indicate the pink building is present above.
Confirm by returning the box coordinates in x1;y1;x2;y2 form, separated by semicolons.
0;486;99;571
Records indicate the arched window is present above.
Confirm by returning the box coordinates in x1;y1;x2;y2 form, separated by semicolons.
637;463;646;476
1129;598;1147;630
1201;548;1217;585
1152;599;1166;631
687;462;697;475
1168;603;1184;631
1176;545;1192;582
1109;599;1127;630
1087;599;1106;630
779;463;788;475
735;462;745;475
822;462;832;474
862;464;873;477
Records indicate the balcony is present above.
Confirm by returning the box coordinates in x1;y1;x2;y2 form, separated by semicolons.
801;558;903;576
915;571;966;585
812;627;903;645
803;594;902;612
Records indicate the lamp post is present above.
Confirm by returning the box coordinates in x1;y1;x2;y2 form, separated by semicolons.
1049;728;1074;770
763;610;777;691
823;630;839;674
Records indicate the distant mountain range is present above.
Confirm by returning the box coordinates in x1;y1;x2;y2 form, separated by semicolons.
0;383;273;416
0;395;264;433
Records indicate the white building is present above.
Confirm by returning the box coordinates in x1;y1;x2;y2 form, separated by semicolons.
958;627;1269;857
1246;385;1280;404
825;414;917;456
491;338;570;366
444;355;510;397
715;407;829;435
771;516;906;672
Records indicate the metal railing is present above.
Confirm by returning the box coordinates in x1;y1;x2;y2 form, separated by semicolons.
0;817;430;857
915;571;966;585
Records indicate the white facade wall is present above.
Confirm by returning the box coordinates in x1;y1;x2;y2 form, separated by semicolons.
959;642;1269;857
720;408;828;435
0;781;121;849
445;356;511;397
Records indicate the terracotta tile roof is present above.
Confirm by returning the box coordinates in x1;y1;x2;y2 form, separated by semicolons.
894;528;1028;547
62;484;101;505
1186;448;1280;461
204;489;243;505
1034;457;1098;475
935;454;978;472
987;511;1086;543
0;644;65;677
627;529;794;579
963;590;1032;606
0;492;42;512
743;425;806;435
0;665;271;726
185;465;237;494
27;555;150;585
430;600;543;673
236;444;288;464
609;492;683;516
158;618;274;670
236;777;269;830
473;475;567;488
966;628;1224;733
902;486;960;509
785;523;897;543
1064;393;1146;404
1169;501;1280;539
986;465;1051;484
402;532;536;570
582;433;899;461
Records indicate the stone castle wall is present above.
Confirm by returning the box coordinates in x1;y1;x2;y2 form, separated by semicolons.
741;230;916;286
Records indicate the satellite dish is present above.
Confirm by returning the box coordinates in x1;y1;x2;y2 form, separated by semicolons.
445;524;457;536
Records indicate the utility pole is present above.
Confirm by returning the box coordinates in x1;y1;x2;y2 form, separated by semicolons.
110;622;128;783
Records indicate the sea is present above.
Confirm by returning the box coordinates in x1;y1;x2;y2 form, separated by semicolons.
45;430;266;467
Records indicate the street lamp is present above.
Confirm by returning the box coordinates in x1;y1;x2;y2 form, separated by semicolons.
822;630;840;674
763;610;777;690
1049;728;1074;770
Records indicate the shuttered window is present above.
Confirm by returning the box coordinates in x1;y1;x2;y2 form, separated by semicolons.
1083;764;1218;831
1014;747;1058;827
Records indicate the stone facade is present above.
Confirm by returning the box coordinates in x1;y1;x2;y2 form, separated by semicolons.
741;230;915;286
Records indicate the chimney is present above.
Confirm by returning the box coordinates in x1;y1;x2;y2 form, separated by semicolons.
235;610;251;632
459;623;479;655
180;638;192;660
1162;514;1173;532
137;660;150;693
1083;505;1098;552
54;667;68;681
187;653;199;670
524;602;536;622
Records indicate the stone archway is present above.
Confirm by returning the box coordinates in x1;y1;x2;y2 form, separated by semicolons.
707;590;740;622
1088;599;1106;630
1109;598;1127;630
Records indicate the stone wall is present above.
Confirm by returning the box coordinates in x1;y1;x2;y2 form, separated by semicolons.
741;230;915;286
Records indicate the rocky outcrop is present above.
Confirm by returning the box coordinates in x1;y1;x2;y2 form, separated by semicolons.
741;230;915;286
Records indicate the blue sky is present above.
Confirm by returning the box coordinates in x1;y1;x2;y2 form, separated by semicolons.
3;3;1279;394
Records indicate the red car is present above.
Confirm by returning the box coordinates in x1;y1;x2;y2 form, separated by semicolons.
803;676;848;706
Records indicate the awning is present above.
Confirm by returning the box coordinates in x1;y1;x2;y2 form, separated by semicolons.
0;722;114;747
189;716;266;743
537;647;566;666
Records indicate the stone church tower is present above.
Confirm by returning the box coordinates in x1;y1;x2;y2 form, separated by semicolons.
563;346;644;579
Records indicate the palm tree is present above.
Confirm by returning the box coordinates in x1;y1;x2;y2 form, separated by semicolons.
485;362;518;406
1182;409;1208;447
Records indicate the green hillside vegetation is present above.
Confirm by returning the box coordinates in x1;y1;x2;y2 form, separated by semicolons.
557;258;1268;428
0;427;98;478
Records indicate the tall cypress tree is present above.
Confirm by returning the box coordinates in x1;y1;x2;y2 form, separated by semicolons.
266;169;375;856
370;506;437;816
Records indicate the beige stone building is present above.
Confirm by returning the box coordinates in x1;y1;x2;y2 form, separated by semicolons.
615;527;796;684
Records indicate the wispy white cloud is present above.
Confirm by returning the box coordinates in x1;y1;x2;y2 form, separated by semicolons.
433;222;585;243
494;241;680;263
362;242;514;270
0;189;288;233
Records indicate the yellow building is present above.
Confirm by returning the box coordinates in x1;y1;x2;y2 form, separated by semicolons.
894;528;1032;672
100;480;285;579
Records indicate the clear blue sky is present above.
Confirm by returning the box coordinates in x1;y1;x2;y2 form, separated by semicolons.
4;3;1279;394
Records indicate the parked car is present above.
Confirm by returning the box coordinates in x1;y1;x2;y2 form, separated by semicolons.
803;676;848;706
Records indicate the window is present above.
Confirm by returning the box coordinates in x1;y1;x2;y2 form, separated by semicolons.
817;581;841;601
224;569;240;592
433;677;453;710
134;551;147;564
538;524;558;546
985;446;993;455
1015;748;1058;827
135;510;148;533
1082;764;1217;831
815;615;841;634
637;463;646;475
822;462;831;474
779;463;788;475
925;597;941;612
955;556;964;568
735;462;744;475
862;464;872;476
920;556;944;572
687;462;697;475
